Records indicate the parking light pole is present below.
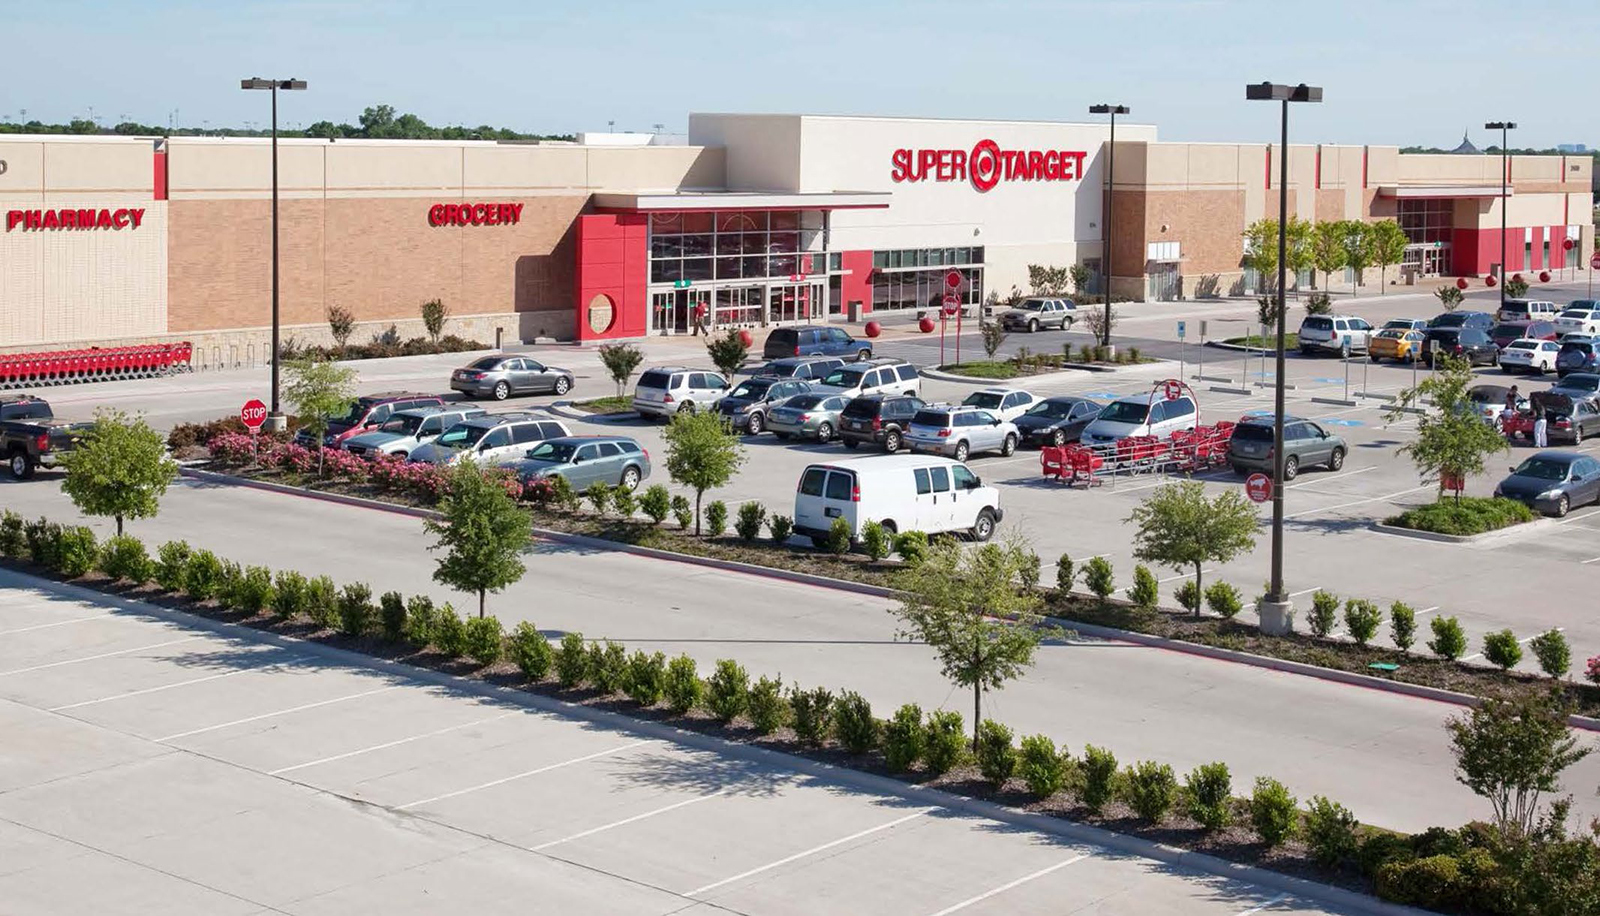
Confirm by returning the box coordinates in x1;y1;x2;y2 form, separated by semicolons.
1089;104;1129;350
1247;81;1321;636
1484;121;1515;311
241;77;307;432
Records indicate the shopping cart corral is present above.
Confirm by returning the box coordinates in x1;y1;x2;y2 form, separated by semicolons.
1039;378;1236;487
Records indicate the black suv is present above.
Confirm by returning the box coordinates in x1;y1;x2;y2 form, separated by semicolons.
838;394;925;453
1422;327;1498;367
762;325;873;361
1427;310;1496;332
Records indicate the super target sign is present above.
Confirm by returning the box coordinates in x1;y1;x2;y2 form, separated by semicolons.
890;140;1088;192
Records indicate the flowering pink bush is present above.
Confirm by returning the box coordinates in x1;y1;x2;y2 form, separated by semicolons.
321;447;370;482
1586;656;1600;686
265;443;315;474
380;460;450;502
523;476;555;506
367;454;407;489
208;432;259;466
488;468;524;501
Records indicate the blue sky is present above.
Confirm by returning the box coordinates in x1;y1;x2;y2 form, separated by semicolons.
2;0;1594;148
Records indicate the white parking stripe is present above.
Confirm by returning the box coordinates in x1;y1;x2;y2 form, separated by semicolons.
0;635;204;677
1286;586;1322;598
924;854;1092;916
1583;556;1600;565
686;807;937;897
1284;465;1376;489
1158;569;1210;584
269;710;522;775
50;657;303;711
1283;484;1432;519
1234;893;1292;915
1417;606;1441;616
530;789;728;851
396;740;652;810
0;615;117;636
157;684;406;742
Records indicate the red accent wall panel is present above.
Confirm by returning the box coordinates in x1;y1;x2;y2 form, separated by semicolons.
1452;228;1482;275
1551;226;1567;269
153;151;167;200
1314;146;1322;189
574;212;648;342
839;250;874;314
1530;226;1545;270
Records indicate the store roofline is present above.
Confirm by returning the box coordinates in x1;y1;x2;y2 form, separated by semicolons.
592;190;891;211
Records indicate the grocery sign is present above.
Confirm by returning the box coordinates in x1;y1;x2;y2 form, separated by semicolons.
890;140;1088;192
427;202;525;227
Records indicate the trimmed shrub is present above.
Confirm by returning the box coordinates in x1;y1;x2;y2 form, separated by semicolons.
1390;602;1417;654
1530;628;1571;679
1081;745;1118;813
1428;615;1467;660
922;710;966;776
24;517;63;568
706;659;749;723
214;561;242;609
1308;590;1340;638
378;591;406;642
303;575;338;628
1304;795;1360;870
1205;581;1243;620
1249;777;1299;847
975;719;1017;788
547;474;579;513
625;650;667;705
0;510;25;557
52;526;97;578
1344;599;1381;647
510;622;553;681
401;594;435;645
610;486;636;519
1018;734;1065;799
768;514;795;545
883;704;925;772
704;500;729;537
735;502;766;542
1375;855;1468;910
894;530;928;564
639;484;672;525
233;565;274;614
154;540;191;591
98;535;153;584
1174;580;1200;614
1126;564;1159;609
584;481;613;516
1120;761;1179;823
1055;553;1075;593
834;691;879;754
824;517;851;554
1359;831;1417;878
1082;556;1114;602
272;571;308;620
790;685;835;746
1184;762;1233;831
589;640;628;693
1019;551;1042;591
1481;628;1522;671
182;549;225;601
860;520;891;562
747;675;787;734
337;582;374;637
432;603;467;657
463;615;504;666
554;632;589;687
670;494;694;530
664;653;703;714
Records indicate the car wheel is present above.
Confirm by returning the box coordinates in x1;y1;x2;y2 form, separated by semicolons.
553;376;571;396
1370;354;1381;363
880;519;897;535
1063;317;1075;330
884;430;902;453
972;509;997;542
816;422;834;443
856;348;872;362
1028;318;1039;333
953;440;970;462
1050;428;1067;447
1554;495;1570;518
492;381;510;401
746;412;764;435
620;465;642;490
1001;434;1017;457
1283;455;1300;481
841;437;858;449
678;402;695;414
393;451;408;460
8;450;35;480
1328;447;1345;471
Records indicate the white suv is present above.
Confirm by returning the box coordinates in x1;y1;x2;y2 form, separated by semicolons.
632;367;732;418
1299;315;1375;356
816;358;921;399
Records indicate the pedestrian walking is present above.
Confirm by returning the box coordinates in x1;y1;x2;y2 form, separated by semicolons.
1533;400;1548;448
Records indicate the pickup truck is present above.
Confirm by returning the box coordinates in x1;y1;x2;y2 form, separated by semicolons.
1;395;88;479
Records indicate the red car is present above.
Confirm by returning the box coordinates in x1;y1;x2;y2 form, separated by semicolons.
293;392;445;449
1490;320;1558;349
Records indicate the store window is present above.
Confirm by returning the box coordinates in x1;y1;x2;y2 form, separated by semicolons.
1397;199;1452;246
649;210;827;285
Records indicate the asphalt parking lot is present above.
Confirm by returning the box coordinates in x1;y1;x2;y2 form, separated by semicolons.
0;572;1357;916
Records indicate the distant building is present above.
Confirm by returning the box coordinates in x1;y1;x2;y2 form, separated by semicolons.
1450;131;1480;155
1557;143;1590;154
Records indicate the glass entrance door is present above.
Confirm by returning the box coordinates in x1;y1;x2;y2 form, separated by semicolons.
768;282;827;324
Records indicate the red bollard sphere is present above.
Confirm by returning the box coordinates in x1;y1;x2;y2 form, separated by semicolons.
1512;273;1524;284
738;329;753;347
1539;271;1550;283
1485;274;1497;287
918;316;936;333
864;320;882;338
1455;277;1469;290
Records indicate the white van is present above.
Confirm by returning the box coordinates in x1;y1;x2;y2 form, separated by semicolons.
792;455;1003;546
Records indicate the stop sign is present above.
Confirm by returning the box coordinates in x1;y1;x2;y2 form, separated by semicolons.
941;292;961;317
240;399;268;432
1245;473;1273;504
944;269;964;290
1591;251;1600;271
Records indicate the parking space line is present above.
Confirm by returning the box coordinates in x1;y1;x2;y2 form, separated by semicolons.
1583;556;1600;565
924;853;1092;916
1286;586;1321;598
530;789;728;851
396;739;652;810
0;615;117;636
0;635;204;677
1158;569;1210;584
1283;484;1431;519
49;656;306;711
685;806;937;897
269;709;522;775
1462;627;1563;663
1234;893;1292;915
1284;466;1375;489
1418;606;1441;616
157;683;406;742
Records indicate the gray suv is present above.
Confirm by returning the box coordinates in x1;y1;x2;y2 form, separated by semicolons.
1228;415;1346;480
507;436;652;491
905;405;1019;461
342;406;488;459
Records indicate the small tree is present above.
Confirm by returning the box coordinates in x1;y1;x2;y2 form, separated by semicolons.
705;329;748;378
1241;219;1280;290
1390;601;1417;654
1504;275;1530;298
1340;220;1374;297
58;410;178;536
1126;564;1159;610
598;342;644;398
1067;264;1092;298
1310;220;1348;291
1482;629;1523;672
1027;264;1072;296
662;410;745;536
1368;219;1408;293
284;356;357;473
979;321;1008;361
1344;599;1381;647
1446;692;1591;838
1127;482;1258;617
1530;629;1572;680
1082;304;1118;347
420;298;449;343
326;303;355;348
1434;284;1464;312
891;533;1061;748
1385;354;1510;500
1430;615;1468;660
1081;556;1114;603
424;460;531;618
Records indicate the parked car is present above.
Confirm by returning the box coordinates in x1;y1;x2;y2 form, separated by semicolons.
838;393;925;453
1381;318;1429;332
407;414;569;466
342;406;488;459
961;387;1039;422
1493;450;1600;517
0;395;88;480
793;455;1003;545
1013;396;1104;448
1549;372;1600;403
632;367;731;418
1490;320;1558;349
450;355;573;400
1227;414;1346;480
1496;299;1561;323
815;358;921;400
1497;338;1561;375
751;356;846;381
762;325;872;361
716;377;813;435
1080;393;1199;447
1554;303;1600;337
1421;327;1498;367
1468;384;1527;426
999;297;1077;333
1368;328;1425;363
294;392;445;449
1428;310;1496;331
906;405;1019;461
768;393;852;442
1556;339;1600;377
1536;393;1600;444
506;436;651;490
1298;315;1375;356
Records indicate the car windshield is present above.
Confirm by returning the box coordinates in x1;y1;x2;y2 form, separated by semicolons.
379;415;425;434
338;400;376;424
1508;341;1537;350
527;442;576;462
1383;320;1416;328
1492;324;1527;338
964;392;1005;409
822;369;865;387
435;425;488;448
1513;458;1571;481
1376;329;1407;340
757;363;794;377
784;395;827;410
727;381;770;399
1433;314;1470;327
1025;400;1077;420
468;356;502;370
1097;401;1149;423
1016;301;1046;311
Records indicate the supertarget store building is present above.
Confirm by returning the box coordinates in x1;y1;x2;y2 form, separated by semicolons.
0;113;1591;355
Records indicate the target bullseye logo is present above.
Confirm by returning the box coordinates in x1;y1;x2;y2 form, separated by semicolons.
968;139;1003;192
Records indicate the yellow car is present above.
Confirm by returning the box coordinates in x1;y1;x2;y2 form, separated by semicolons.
1369;328;1424;363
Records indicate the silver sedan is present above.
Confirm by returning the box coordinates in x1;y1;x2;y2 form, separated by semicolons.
767;393;851;442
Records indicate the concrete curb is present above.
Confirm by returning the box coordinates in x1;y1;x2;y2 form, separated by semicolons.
1370;518;1557;545
4;568;1432;916
546;398;634;421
